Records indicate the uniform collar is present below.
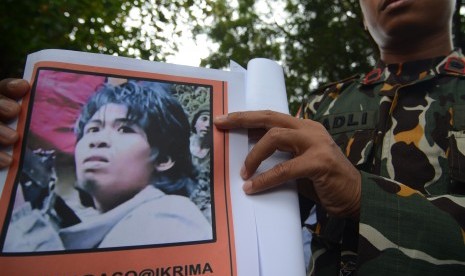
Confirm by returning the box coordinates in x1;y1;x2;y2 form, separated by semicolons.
361;49;465;87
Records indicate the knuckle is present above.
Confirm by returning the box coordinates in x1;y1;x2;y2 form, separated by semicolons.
316;150;336;168
233;111;251;127
262;110;280;124
234;111;247;118
302;117;317;124
253;175;267;190
252;162;293;192
272;162;291;179
229;111;245;121
312;121;328;132
262;110;276;116
266;127;283;141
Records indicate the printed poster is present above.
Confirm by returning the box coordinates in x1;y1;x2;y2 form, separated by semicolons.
0;51;243;276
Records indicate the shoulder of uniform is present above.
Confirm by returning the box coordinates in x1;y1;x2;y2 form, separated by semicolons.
438;50;465;76
299;74;361;119
309;74;360;95
443;56;465;76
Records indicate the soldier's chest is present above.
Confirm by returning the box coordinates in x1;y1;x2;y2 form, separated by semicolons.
315;80;464;192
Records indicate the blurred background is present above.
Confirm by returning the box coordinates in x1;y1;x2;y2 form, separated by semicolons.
1;0;464;114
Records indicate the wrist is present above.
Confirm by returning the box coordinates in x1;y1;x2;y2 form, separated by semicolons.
345;170;361;220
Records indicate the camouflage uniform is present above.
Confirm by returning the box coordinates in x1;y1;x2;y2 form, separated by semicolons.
300;50;465;275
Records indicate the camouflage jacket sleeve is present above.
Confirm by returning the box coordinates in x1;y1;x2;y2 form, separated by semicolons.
358;172;465;275
300;51;465;275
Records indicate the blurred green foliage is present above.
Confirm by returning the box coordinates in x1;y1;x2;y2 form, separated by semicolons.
199;0;465;113
1;0;464;113
0;0;197;78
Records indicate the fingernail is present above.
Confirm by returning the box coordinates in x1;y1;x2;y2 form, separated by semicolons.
243;180;253;194
0;125;18;143
6;79;24;90
214;115;227;123
240;164;248;179
0;154;13;168
0;99;18;114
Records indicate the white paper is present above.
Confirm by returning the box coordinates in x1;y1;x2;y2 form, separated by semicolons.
245;58;306;276
246;58;290;114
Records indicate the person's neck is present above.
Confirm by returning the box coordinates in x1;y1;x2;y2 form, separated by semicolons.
93;191;137;213
379;32;453;64
192;134;209;148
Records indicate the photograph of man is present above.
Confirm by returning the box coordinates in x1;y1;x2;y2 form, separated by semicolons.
190;103;212;167
2;78;213;252
189;103;212;223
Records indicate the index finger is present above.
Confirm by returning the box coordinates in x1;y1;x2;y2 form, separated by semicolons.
214;110;301;130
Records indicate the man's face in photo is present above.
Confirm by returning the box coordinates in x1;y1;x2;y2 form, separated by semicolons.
194;112;211;138
74;103;156;211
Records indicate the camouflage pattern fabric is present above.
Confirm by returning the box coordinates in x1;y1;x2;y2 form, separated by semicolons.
300;50;465;275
